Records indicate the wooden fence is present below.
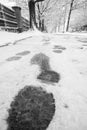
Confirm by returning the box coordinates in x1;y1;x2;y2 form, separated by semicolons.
0;3;29;32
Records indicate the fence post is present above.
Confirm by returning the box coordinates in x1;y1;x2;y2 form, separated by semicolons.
12;6;22;32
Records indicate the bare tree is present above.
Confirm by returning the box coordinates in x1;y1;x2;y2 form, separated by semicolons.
28;0;45;29
36;0;51;31
66;0;75;31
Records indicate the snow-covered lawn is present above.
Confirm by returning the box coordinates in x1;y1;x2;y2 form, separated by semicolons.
0;30;87;130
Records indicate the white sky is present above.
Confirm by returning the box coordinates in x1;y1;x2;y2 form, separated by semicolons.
0;0;16;6
0;0;9;3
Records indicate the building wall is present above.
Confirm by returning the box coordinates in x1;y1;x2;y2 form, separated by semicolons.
9;0;29;20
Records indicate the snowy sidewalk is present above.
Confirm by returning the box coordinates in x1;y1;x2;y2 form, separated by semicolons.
0;31;87;130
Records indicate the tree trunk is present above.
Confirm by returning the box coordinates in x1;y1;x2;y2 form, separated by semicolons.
42;19;44;31
66;0;74;32
28;0;45;30
28;0;36;29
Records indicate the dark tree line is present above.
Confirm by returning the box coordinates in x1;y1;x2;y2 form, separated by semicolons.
28;0;75;32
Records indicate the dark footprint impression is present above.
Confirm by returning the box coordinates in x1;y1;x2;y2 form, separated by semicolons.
82;44;87;46
77;38;87;43
6;51;30;62
42;37;51;45
77;44;87;50
6;56;21;62
43;41;50;45
53;50;63;53
82;44;87;49
42;38;50;42
7;86;55;130
16;51;30;56
53;45;66;50
37;70;60;83
31;53;60;83
31;53;51;71
53;45;66;53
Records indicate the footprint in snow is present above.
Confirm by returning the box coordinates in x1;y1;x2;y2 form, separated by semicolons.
53;49;63;53
37;70;60;83
16;51;30;56
6;56;21;61
78;39;87;43
42;37;51;45
7;86;55;130
6;51;30;62
53;45;66;54
53;45;66;50
82;44;87;46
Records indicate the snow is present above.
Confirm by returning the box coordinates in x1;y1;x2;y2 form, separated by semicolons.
0;30;87;130
0;30;42;47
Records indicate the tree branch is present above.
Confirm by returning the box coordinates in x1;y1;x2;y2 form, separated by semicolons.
35;0;45;4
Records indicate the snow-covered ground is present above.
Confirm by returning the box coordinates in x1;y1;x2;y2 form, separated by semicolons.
0;30;87;130
0;30;42;46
